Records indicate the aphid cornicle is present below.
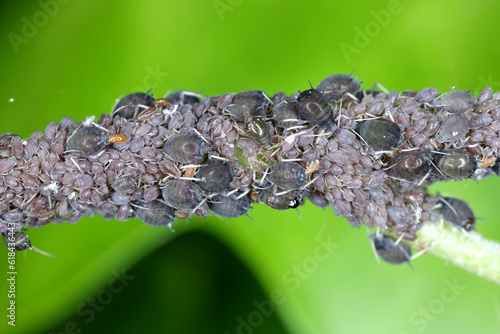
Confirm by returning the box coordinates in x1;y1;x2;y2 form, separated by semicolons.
257;187;302;210
132;199;175;228
297;89;336;130
434;90;475;113
225;90;269;122
356;118;401;152
270;102;301;128
165;90;201;106
197;159;233;193
370;234;412;265
162;131;206;164
316;73;361;102
112;92;155;120
162;179;203;211
384;150;430;183
66;126;109;157
209;194;251;218
3;231;31;251
433;149;477;180
268;161;306;190
438;197;476;231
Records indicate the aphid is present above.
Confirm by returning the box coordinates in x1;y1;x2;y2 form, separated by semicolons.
137;107;160;122
414;87;439;103
209;193;251;218
384;150;430;183
478;156;495;168
246;117;271;148
438;197;475;231
132;199;175;228
306;191;329;209
305;160;320;175
268;161;306;190
3;232;55;257
434;90;475;113
162;131;206;163
316;73;361;102
436;113;470;142
162;179;203;210
112;176;136;194
270;102;301;128
108;134;128;144
370;234;412;265
165;90;201;106
225;90;269;122
112;92;155;119
297;89;336;130
356;118;401;151
217;93;233;110
155;98;172;107
66;126;109;157
258;187;301;210
433;149;477;180
197;159;233;193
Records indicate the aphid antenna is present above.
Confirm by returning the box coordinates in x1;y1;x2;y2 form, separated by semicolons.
262;91;273;105
307;79;314;90
295;207;302;218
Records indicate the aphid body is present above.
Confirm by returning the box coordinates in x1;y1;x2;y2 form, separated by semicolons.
209;194;251;218
433;149;477;180
436;113;470;142
197;159;233;193
356;118;401;152
66;126;109;157
385;150;430;183
162;131;206;164
316;73;361;102
112;92;155;119
162;179;203;211
258;187;301;210
225;90;269;122
165;90;201;106
438;197;475;231
271;102;301;128
132;199;175;228
297;89;336;130
246;117;271;148
370;234;411;265
434;90;475;113
3;231;31;251
268;161;305;190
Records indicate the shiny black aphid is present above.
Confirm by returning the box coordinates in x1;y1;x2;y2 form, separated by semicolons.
438;197;475;231
385;150;430;183
434;90;475;113
356;118;401;151
112;92;155;119
258;188;301;210
316;73;361;102
162;131;206;164
165;90;201;106
132;199;175;228
271;102;301;128
3;232;31;251
268;161;305;190
209;194;251;218
66;126;108;157
433;149;477;180
246;117;271;148
436;113;470;142
492;158;500;176
162;179;203;211
197;159;233;193
225;90;269;122
297;89;335;130
370;234;411;265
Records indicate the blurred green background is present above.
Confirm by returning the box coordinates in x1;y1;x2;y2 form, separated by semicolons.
0;0;500;333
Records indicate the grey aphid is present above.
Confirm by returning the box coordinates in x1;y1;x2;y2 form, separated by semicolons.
356;118;401;152
162;179;203;211
112;92;155;120
434;90;475;113
316;73;361;102
209;193;251;218
112;176;137;194
271;102;301;128
433;149;477;180
224;90;269;122
268;161;305;190
258;187;301;210
297;89;336;130
162;131;206;164
165;90;201;106
436;113;470;142
3;231;31;251
306;191;329;209
414;87;439;103
370;234;412;265
246;117;271;148
197;159;233;193
66;126;108;157
438;197;475;231
132;199;175;228
384;150;430;183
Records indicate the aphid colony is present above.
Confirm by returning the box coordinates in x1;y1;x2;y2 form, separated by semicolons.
1;73;494;263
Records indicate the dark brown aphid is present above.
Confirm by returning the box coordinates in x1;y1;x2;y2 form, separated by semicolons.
108;134;128;143
246;117;271;148
162;131;206;163
438;197;475;231
384;150;430;183
433;149;477;180
225;90;269;122
165;90;201;106
356;118;401;152
197;159;233;193
66;126;109;157
316;73;361;102
3;231;31;251
434;90;475;113
155;98;172;107
258;187;301;210
271;102;301;128
297;89;336;130
209;193;251;218
112;92;155;119
162;179;203;211
370;234;411;265
132;199;175;229
268;161;305;190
